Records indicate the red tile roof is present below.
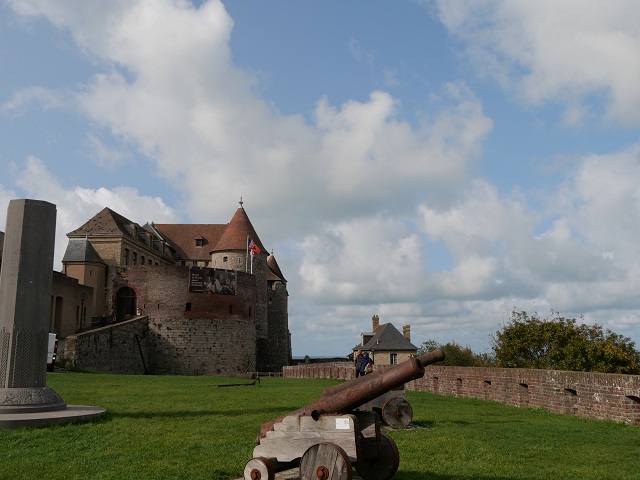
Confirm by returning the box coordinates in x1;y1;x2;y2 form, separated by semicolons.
212;207;266;253
153;223;227;261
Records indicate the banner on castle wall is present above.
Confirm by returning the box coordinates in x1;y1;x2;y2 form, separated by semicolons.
189;268;237;295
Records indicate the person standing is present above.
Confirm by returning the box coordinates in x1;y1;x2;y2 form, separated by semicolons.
360;351;371;376
354;350;363;378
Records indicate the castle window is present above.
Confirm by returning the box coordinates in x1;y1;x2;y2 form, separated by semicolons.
132;252;137;265
141;255;145;265
124;248;129;266
390;353;398;365
185;303;192;312
223;256;228;262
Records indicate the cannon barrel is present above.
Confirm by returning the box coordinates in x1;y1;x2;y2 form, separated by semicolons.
320;348;445;398
258;348;444;442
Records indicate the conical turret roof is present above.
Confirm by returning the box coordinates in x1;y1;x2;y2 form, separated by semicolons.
267;253;286;284
212;206;266;253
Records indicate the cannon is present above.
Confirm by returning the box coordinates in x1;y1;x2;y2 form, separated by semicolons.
321;375;413;430
243;348;445;480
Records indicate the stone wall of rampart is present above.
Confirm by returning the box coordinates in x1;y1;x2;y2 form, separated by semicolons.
282;362;640;425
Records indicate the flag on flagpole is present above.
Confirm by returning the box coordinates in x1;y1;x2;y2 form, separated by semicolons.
248;237;260;257
247;236;260;274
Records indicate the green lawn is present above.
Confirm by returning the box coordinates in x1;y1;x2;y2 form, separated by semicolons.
0;373;638;480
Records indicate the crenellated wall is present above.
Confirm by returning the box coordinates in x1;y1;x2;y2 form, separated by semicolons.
282;362;640;426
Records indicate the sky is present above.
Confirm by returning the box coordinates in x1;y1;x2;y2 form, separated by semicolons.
2;0;640;358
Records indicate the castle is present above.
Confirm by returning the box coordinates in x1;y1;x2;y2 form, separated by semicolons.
45;200;290;375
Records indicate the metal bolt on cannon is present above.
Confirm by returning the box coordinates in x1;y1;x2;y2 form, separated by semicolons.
243;348;445;480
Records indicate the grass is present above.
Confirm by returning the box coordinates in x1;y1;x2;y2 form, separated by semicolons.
0;373;637;480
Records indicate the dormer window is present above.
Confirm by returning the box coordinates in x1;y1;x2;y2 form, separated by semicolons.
195;236;204;247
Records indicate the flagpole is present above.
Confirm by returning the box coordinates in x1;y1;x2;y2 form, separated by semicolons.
245;235;249;272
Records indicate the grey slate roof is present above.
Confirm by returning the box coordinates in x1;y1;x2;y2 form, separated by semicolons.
353;323;417;352
62;238;104;264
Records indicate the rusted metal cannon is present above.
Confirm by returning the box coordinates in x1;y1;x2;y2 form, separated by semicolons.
320;369;414;430
244;348;445;480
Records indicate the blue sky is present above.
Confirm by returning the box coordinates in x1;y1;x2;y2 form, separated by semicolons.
2;0;640;358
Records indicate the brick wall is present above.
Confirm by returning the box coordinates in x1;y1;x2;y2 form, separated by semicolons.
282;363;640;426
119;264;256;321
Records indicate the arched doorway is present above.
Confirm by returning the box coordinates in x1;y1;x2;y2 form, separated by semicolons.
115;287;137;320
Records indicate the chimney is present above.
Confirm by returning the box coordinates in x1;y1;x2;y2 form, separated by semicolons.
403;324;411;341
372;314;380;330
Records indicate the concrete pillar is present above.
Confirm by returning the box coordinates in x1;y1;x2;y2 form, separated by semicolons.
0;199;106;428
0;199;56;390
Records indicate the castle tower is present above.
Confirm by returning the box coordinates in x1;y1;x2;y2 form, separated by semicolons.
209;202;270;369
267;252;290;370
62;238;106;321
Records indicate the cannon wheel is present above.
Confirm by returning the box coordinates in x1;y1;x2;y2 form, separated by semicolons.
381;397;413;429
243;457;275;480
300;442;353;480
354;432;399;480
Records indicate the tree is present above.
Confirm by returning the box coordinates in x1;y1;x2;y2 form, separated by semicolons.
417;340;494;367
491;310;640;374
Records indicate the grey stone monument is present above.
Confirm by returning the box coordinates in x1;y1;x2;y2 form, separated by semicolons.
0;199;105;429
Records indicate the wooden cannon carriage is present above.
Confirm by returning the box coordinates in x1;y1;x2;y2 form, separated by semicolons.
243;348;445;480
355;385;413;430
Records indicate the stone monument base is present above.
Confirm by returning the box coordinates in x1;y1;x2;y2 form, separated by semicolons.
0;386;106;429
0;404;107;429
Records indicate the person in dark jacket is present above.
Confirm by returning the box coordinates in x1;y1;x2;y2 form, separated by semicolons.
354;350;364;377
360;351;372;376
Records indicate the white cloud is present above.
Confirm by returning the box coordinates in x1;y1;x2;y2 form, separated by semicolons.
1;86;64;117
298;215;424;304
434;0;640;125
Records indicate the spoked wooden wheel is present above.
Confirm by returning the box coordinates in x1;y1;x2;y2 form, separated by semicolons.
381;397;413;429
243;457;275;480
300;442;353;480
354;432;400;480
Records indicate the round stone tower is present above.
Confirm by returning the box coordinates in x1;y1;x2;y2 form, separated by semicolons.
209;202;270;369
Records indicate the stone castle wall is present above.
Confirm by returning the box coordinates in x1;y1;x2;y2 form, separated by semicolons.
147;317;255;375
266;281;290;370
283;362;640;426
59;264;263;375
61;317;150;374
60;314;257;376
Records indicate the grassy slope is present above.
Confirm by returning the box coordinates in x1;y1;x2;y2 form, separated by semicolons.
0;374;637;480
